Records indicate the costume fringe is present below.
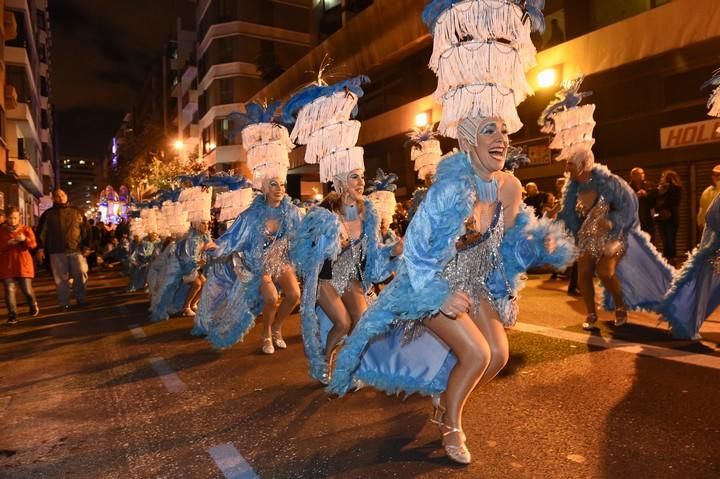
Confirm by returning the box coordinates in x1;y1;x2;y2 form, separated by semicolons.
438;83;524;137
319;147;366;184
305;120;361;165
290;92;359;145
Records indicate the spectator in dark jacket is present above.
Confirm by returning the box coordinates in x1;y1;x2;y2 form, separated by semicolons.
36;189;90;309
524;182;548;218
629;167;656;240
655;170;683;262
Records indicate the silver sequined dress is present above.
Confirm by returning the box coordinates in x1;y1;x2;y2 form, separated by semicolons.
328;237;368;295
577;196;624;261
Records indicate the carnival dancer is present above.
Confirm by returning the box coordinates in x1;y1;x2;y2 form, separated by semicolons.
285;75;401;384
205;102;302;353
658;70;720;339
127;232;160;292
545;79;674;330
327;0;574;465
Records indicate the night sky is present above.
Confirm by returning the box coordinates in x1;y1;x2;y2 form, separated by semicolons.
51;0;187;160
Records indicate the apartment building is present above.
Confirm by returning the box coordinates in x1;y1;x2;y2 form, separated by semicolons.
0;0;55;225
58;155;96;211
195;0;318;173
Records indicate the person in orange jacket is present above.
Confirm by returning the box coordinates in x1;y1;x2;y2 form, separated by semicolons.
0;206;39;324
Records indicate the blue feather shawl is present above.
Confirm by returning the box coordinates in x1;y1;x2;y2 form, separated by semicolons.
328;151;575;396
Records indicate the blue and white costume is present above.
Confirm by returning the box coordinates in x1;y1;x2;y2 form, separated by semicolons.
557;164;674;312
150;227;209;322
291;198;397;381
127;237;158;292
659;196;720;339
204;195;301;348
328;151;575;396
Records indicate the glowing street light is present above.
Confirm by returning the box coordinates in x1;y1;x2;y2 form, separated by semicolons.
537;68;559;89
415;111;431;128
173;139;185;150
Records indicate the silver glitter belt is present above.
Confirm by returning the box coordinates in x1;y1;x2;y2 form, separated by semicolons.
577;197;625;262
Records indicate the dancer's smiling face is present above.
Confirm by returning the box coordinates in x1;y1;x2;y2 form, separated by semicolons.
340;169;365;204
263;177;286;204
461;117;509;177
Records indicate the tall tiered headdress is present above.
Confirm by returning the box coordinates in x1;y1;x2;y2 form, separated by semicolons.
423;0;545;138
365;169;398;226
539;77;595;168
282;75;370;184
701;67;720;133
406;126;443;180
228;101;292;188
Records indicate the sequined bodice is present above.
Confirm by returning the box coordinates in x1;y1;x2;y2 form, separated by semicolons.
330;236;367;295
577;196;624;261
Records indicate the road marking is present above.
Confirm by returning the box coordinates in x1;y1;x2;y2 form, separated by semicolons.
208;443;259;479
515;322;720;371
148;357;187;393
129;325;146;339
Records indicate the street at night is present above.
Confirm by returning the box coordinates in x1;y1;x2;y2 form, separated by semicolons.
2;0;720;477
1;271;719;478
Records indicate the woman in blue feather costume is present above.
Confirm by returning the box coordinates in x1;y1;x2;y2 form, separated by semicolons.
659;178;720;339
150;223;211;322
127;232;160;292
327;116;575;463
557;150;674;330
205;182;302;352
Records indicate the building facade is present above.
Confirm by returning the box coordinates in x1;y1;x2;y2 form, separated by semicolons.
249;0;719;257
0;0;55;225
58;156;97;212
195;0;318;172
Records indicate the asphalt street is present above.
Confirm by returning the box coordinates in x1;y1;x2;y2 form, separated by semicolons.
1;270;719;478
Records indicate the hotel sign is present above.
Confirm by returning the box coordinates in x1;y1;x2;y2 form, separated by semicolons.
660;119;720;149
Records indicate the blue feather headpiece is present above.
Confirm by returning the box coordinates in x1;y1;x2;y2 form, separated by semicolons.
281;75;370;126
503;146;531;173
226;100;283;141
423;0;545;34
538;77;593;129
404;125;438;149
365;169;399;194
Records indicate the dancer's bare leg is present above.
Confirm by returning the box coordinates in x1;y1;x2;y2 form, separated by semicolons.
341;280;368;326
596;253;625;309
183;276;204;311
272;266;301;338
259;274;279;340
423;312;490;448
577;253;598;316
317;281;352;361
470;299;509;386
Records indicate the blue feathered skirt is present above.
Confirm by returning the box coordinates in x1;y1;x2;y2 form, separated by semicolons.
192;257;237;336
602;229;675;312
659;236;720;339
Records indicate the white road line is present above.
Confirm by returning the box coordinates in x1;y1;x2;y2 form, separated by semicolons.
148;357;187;393
129;326;146;339
515;322;720;371
208;443;259;479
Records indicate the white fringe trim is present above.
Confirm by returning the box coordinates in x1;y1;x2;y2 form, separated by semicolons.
161;201;190;236
438;83;524;137
304;120;361;164
556;140;596;162
411;139;442;164
550;123;595;150
252;162;289;189
241;123;292;151
433;40;533;101
368;190;397;226
290;92;359;144
179;187;213;224
246;142;291;172
552;104;596;131
430;0;534;70
319;147;365;184
216;189;253;222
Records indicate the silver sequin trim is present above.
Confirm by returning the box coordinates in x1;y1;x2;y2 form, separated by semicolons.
328;237;367;296
577;196;625;262
263;236;291;281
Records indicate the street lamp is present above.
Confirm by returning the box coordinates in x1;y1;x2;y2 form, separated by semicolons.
537;66;563;89
415;111;431;128
173;139;185;150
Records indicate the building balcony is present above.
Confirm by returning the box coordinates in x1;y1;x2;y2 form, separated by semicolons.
40;128;50;144
202;144;244;168
40;159;53;178
6;46;38;91
8;102;40;144
199;62;260;92
10;158;43;196
199;20;312;58
182;89;199;109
